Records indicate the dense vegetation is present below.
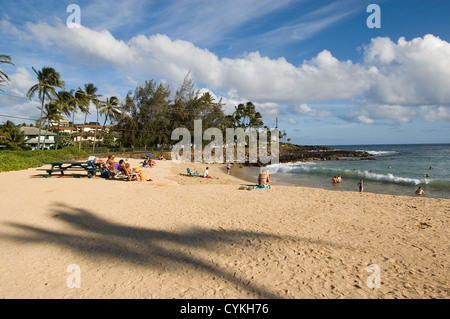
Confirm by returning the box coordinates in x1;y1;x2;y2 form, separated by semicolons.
0;147;86;172
115;74;265;148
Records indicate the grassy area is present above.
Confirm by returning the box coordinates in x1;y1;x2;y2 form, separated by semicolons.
0;147;87;172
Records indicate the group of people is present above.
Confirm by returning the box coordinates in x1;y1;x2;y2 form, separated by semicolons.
106;155;151;182
333;175;364;193
332;175;343;184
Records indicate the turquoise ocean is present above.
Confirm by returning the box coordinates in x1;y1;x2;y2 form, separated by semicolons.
242;144;450;199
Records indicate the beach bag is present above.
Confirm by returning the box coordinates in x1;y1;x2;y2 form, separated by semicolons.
85;160;96;170
101;170;111;179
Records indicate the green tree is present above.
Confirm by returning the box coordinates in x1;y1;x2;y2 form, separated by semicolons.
27;67;65;150
1;121;27;150
42;101;63;149
74;88;90;153
82;83;103;152
115;94;138;148
48;90;72;149
233;102;264;129
0;55;13;91
100;96;121;130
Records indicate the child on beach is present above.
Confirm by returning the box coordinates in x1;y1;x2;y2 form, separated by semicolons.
203;167;212;178
357;179;364;193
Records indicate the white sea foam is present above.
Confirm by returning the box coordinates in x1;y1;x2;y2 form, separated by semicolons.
357;150;399;156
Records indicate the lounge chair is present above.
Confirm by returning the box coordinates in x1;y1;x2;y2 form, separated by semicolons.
187;168;199;176
116;165;137;181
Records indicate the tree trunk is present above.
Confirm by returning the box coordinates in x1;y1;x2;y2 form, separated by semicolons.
93;106;98;153
79;112;88;154
37;93;45;150
55;118;61;150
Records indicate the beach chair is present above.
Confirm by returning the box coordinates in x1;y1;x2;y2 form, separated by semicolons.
116;164;137;181
187;168;199;176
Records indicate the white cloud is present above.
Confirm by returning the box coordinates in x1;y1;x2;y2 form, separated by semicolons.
8;67;35;91
5;19;450;124
289;104;334;118
363;35;450;107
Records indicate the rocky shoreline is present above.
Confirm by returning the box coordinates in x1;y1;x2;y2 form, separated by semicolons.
278;144;375;163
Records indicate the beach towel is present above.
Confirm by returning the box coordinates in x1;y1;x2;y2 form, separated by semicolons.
254;184;271;189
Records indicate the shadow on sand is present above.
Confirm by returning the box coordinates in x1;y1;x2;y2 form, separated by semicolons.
1;202;342;298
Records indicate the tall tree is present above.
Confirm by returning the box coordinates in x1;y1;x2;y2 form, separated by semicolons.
46;91;70;149
100;96;121;130
42;101;64;149
0;55;13;91
74;88;90;152
233;102;264;129
27;67;65;150
82;83;102;152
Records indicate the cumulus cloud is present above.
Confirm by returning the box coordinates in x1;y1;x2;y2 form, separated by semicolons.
363;35;450;107
4;18;450;124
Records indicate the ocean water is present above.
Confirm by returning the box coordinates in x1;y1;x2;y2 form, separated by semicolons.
245;144;450;199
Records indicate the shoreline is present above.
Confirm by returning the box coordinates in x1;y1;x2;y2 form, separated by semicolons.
0;159;448;299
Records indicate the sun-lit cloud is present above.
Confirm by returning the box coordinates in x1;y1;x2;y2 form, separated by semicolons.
1;4;450;128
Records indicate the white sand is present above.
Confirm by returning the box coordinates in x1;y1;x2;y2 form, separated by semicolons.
0;159;448;299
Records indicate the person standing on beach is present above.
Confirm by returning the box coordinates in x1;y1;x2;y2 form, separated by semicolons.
226;163;231;175
357;179;364;193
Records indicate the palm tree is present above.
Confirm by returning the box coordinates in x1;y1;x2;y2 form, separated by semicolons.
1;121;27;150
100;96;121;130
27;67;65;150
74;88;90;152
5;125;27;149
82;83;102;152
43;101;65;148
47;91;72;149
47;91;72;148
0;55;14;91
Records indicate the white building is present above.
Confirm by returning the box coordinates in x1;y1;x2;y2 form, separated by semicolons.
20;127;57;150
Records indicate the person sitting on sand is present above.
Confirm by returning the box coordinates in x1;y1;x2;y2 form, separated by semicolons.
125;163;151;182
203;167;212;179
106;155;119;176
258;169;271;186
415;186;425;195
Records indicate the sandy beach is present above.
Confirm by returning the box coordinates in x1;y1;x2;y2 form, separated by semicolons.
0;158;448;299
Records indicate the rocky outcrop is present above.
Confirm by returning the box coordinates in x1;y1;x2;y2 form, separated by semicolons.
242;144;375;166
278;145;374;163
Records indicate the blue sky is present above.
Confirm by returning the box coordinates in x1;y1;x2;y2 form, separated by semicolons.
1;0;450;145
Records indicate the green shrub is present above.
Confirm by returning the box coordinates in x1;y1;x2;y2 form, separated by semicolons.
0;147;87;172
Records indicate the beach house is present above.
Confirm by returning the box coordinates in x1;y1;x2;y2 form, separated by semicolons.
19;126;57;150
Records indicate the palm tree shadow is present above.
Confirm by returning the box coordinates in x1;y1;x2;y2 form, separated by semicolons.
1;202;342;299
